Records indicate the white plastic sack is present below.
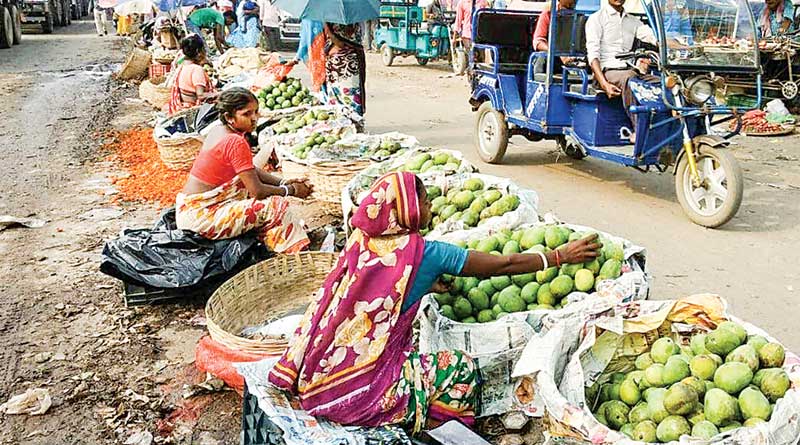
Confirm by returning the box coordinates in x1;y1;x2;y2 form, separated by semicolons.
415;222;648;416
335;132;420;162
259;104;362;139
264;119;359;166
510;295;800;445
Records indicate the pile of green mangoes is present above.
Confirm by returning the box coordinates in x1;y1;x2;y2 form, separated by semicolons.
272;109;332;135
431;225;625;323
402;152;463;174
291;132;340;160
257;77;312;111
427;178;520;231
588;321;791;443
367;139;405;158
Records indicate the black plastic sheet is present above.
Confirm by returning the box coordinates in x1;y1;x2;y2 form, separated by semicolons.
100;208;260;289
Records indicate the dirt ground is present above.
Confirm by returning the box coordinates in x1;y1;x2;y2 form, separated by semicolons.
0;18;798;445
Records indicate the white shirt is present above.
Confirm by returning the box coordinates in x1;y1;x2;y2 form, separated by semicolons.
259;0;280;28
585;4;657;70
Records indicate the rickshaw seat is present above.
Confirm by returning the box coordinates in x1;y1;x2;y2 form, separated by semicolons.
569;83;599;95
473;10;536;72
533;71;591;83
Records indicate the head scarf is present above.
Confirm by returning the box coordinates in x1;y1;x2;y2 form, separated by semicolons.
268;172;426;426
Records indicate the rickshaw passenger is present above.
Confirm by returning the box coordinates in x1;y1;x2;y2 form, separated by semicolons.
760;0;794;37
585;0;658;138
531;0;577;73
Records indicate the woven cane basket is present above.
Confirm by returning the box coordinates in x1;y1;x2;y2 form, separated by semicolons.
155;134;203;171
282;159;371;203
139;80;170;110
205;252;338;355
117;47;152;81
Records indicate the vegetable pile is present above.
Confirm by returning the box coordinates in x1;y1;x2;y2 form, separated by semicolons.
426;177;520;233
432;225;625;323
401;151;463;174
733;110;787;134
367;139;405;158
257;77;312;111
272;108;333;135
291;132;342;160
588;321;790;442
106;128;188;207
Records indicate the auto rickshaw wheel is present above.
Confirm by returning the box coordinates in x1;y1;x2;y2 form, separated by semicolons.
556;136;586;160
474;102;508;164
381;44;395;67
675;145;743;228
416;56;429;66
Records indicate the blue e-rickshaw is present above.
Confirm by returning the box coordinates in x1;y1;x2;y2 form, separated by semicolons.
469;0;762;227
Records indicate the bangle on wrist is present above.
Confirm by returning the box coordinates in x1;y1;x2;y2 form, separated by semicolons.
533;251;548;270
279;178;287;186
280;185;289;197
555;249;562;267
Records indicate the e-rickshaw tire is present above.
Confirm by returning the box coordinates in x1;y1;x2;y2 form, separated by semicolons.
9;5;21;45
416;56;429;66
381;44;395;67
453;48;467;75
0;6;12;49
475;102;508;164
675;145;743;228
556;136;586;160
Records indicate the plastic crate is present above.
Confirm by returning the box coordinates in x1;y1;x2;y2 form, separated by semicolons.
725;94;758;109
149;62;173;80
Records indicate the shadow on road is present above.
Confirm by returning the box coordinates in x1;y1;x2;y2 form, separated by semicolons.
496;137;800;233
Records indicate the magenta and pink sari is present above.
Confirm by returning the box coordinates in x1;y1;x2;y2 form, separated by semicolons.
268;172;477;432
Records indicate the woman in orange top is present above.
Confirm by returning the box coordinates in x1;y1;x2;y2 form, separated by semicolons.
167;35;217;114
176;88;314;253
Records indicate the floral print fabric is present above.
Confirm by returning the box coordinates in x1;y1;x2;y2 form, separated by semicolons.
396;350;478;433
268;172;477;431
175;177;308;253
325;23;366;115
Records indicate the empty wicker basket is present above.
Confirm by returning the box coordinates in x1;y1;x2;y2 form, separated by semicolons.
155;133;203;171
282;159;371;204
117;47;152;81
205;252;338;355
139;79;170;110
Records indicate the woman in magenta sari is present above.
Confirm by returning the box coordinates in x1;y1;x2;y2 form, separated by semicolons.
269;172;600;432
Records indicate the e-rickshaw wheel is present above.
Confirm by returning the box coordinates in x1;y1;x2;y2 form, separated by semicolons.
675;145;743;228
474;102;508;164
556;136;586;160
381;44;395;67
416;56;429;66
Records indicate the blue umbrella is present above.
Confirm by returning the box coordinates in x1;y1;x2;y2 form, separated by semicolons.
273;0;380;24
